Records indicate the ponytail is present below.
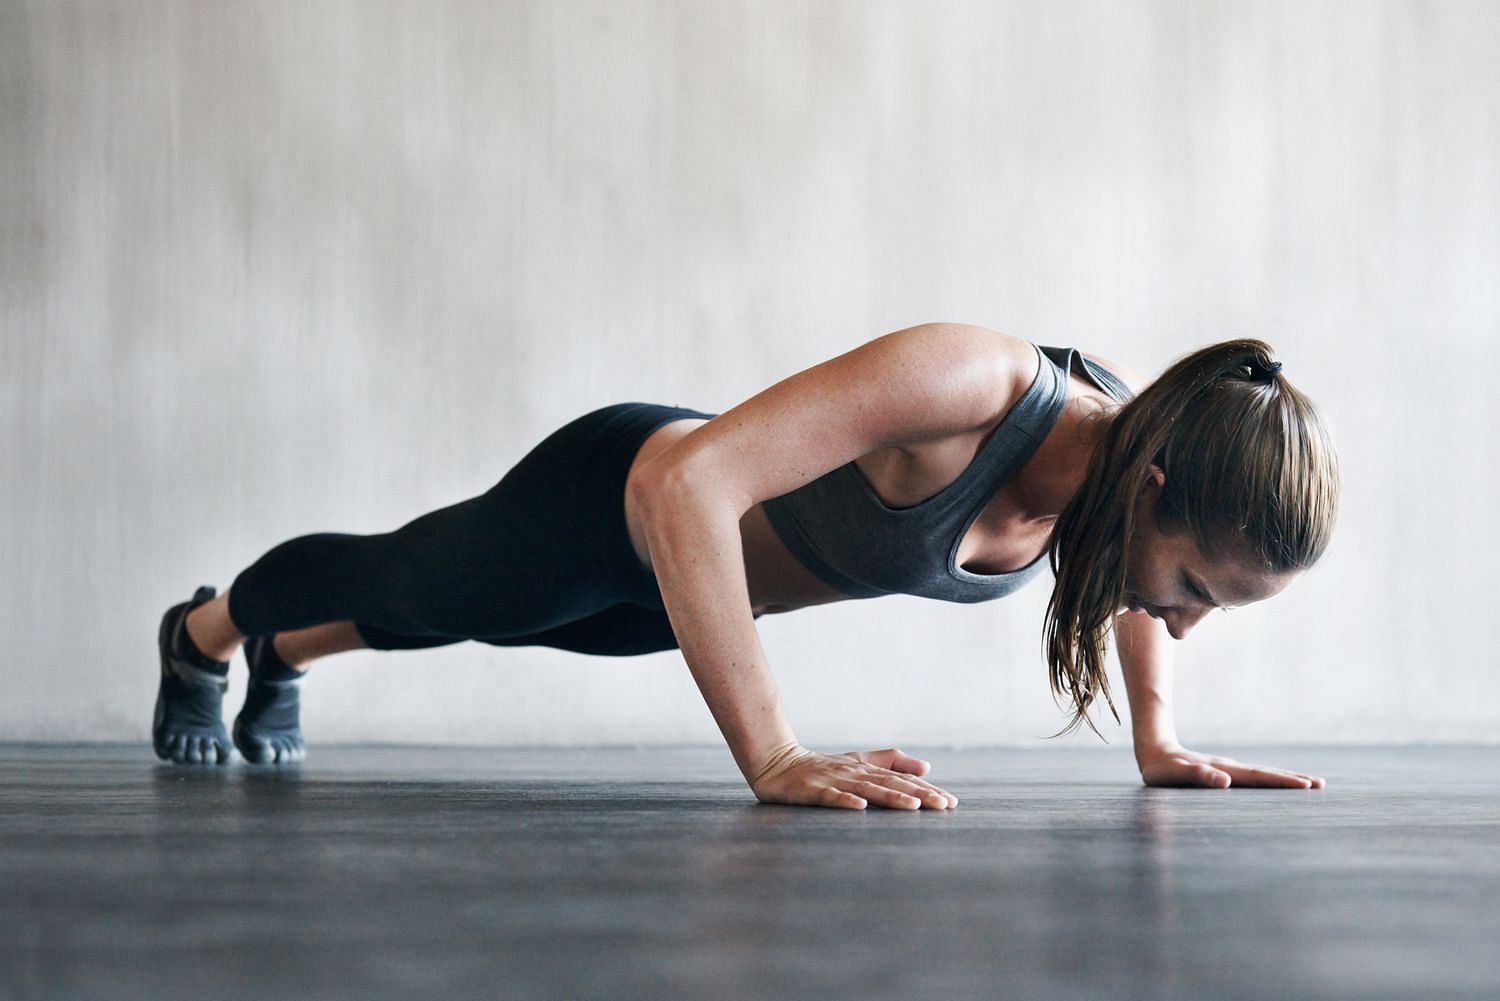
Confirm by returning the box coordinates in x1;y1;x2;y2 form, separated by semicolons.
1041;339;1340;736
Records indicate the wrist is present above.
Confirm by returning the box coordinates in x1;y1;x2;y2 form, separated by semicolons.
745;739;806;790
704;704;799;787
1133;736;1183;765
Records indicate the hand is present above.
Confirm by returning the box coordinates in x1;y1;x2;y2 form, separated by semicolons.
749;744;959;810
1137;743;1325;789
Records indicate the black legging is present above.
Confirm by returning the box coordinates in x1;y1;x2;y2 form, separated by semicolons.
225;402;721;656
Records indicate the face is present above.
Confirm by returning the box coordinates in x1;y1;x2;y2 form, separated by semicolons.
1119;465;1300;640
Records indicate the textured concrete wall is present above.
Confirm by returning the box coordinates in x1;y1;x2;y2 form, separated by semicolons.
3;1;1496;749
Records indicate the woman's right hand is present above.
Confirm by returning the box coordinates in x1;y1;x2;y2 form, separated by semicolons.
749;744;959;810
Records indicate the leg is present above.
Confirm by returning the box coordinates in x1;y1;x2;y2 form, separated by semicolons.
221;403;713;643
181;592;401;666
274;620;371;669
181;592;246;663
213;509;612;766
479;599;762;657
156;599;461;765
159;402;712;766
479;601;681;657
233;621;462;766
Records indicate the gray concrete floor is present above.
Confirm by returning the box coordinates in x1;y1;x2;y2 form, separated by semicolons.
0;745;1496;1001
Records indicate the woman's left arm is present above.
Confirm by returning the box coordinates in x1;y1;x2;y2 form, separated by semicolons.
1115;609;1325;789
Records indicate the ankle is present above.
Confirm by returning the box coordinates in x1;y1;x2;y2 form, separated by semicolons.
184;603;243;663
269;635;313;674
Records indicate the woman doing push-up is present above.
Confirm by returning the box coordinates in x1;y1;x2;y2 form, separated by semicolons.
152;322;1340;809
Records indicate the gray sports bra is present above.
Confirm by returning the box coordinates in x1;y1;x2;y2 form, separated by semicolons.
759;343;1135;603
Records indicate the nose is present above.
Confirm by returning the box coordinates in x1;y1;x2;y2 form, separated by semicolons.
1162;604;1212;640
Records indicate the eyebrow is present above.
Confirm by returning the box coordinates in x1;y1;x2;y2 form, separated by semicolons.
1186;571;1227;609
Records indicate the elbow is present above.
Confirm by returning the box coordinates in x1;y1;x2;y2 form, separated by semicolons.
626;457;692;520
626;458;746;550
629;455;744;518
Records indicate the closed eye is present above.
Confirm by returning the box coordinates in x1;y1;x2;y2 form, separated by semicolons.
1185;575;1229;612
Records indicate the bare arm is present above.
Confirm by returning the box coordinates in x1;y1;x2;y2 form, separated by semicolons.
1114;609;1326;789
630;322;1037;809
630;473;796;784
1115;606;1181;758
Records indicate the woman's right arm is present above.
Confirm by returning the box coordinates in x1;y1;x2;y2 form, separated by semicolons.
626;321;1036;809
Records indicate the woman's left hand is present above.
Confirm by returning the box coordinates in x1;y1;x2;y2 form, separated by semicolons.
1136;744;1325;789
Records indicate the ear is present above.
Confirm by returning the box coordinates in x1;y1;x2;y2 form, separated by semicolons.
1140;463;1166;496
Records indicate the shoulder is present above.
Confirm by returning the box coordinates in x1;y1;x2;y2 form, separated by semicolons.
892;321;1041;389
1076;347;1146;397
884;320;1035;366
631;321;1041;511
896;325;1141;402
880;322;1042;434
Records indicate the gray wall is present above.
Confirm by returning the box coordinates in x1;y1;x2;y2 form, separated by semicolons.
3;1;1496;749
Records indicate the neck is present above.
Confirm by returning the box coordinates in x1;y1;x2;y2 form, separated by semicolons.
1018;406;1115;523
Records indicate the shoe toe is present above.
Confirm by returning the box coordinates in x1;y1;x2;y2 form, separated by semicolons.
241;735;272;764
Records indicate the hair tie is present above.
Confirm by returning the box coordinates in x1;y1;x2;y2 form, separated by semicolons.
1249;359;1283;380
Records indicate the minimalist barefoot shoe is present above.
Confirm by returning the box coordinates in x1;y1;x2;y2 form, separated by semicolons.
233;635;306;764
153;585;232;765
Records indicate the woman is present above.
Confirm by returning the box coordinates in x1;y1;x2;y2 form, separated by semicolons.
153;322;1340;809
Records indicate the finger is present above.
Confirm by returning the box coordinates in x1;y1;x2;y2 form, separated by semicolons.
882;774;954;810
907;777;958;808
1194;764;1232;788
852;748;931;776
852;780;922;810
819;786;867;810
920;788;956;809
1221;764;1319;789
1221;762;1309;786
910;785;957;809
864;773;956;809
883;748;932;776
1234;769;1309;788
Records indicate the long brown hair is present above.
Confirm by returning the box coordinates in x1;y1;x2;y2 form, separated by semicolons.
1042;339;1342;737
